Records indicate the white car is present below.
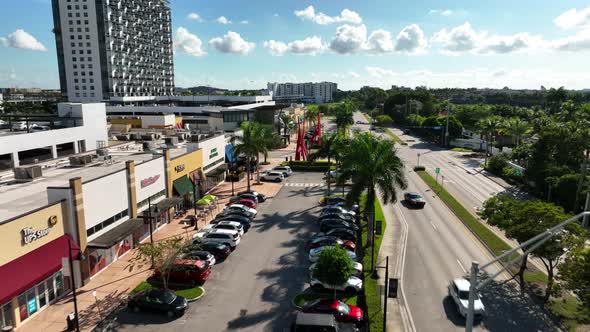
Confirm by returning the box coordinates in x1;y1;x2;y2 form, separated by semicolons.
308;246;357;263
272;166;293;177
309;261;363;278
225;204;257;216
321;205;356;217
11;122;28;131
310;275;363;293
260;171;284;182
325;170;338;178
448;278;485;318
199;229;241;249
204;220;244;236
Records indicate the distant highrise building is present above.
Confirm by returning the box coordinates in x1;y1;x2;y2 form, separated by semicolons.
52;0;175;103
267;82;337;104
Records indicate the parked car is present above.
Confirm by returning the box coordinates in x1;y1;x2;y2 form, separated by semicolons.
292;312;359;332
198;229;241;249
204;220;244;236
315;228;358;243
319;219;359;233
224;204;257;217
191;242;231;260
30;125;50;132
448;278;485;318
404;192;426;208
310;275;363;293
154;259;212;285
307;236;344;250
229;193;259;204
309;246;357;263
324;196;346;206
272;166;293;177
310;261;363;277
260;171;284;182
11;122;28;131
216;210;254;220
321;206;356;217
211;215;251;232
301;299;364;325
128;289;188;317
182;250;216;266
319;213;355;223
238;191;266;202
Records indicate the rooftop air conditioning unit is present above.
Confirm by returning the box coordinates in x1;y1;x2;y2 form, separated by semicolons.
13;165;43;182
69;154;93;166
164;137;178;146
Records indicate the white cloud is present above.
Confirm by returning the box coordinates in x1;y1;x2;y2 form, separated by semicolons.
554;6;590;30
240;20;249;24
0;29;47;51
294;5;362;25
174;27;206;57
209;31;255;55
366;66;397;78
263;36;325;56
274;13;280;17
394;24;427;53
187;13;203;22
552;29;590;51
216;16;231;24
431;22;544;55
366;29;394;53
348;71;360;78
429;9;453;16
329;24;367;54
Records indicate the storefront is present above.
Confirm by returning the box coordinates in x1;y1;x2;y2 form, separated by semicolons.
0;201;78;330
187;134;226;192
135;157;168;239
167;149;203;211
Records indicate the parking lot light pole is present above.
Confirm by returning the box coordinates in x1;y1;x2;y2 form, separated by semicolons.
464;211;590;332
147;197;154;268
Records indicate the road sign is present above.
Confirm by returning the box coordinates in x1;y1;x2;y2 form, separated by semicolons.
433;126;442;130
515;169;522;176
375;220;383;235
435;167;440;174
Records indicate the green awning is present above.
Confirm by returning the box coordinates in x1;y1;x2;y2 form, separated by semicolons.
173;176;194;197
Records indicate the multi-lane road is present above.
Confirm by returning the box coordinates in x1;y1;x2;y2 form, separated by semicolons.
352;112;557;332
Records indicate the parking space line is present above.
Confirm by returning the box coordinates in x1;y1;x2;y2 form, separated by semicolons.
456;259;467;274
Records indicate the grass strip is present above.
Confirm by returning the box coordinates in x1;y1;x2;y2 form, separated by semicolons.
384;128;403;144
360;194;386;332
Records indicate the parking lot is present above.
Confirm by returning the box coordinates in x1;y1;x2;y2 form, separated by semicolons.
109;172;326;332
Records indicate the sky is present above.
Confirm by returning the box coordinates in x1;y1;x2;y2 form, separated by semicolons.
1;0;590;91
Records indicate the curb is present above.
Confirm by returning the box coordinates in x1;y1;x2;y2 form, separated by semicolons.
185;287;206;302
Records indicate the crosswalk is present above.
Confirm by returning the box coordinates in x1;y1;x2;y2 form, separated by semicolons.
284;182;325;187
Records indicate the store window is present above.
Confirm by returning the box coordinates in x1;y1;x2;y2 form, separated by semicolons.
0;302;13;329
14;272;65;323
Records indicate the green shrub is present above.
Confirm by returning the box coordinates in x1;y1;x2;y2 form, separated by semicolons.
487;154;508;174
413;165;426;171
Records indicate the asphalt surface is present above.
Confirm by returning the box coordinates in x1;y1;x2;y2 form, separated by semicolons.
352;112;558;332
107;172;327;332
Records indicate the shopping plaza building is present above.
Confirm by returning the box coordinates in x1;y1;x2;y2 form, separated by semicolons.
0;116;230;329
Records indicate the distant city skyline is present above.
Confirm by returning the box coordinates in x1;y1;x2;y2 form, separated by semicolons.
1;1;590;91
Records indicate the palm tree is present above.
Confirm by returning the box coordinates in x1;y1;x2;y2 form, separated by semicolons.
478;116;502;164
334;100;354;136
233;122;264;192
339;133;407;266
305;107;320;129
504;118;531;147
309;132;342;196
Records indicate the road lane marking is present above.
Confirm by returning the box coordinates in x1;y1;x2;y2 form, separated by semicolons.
456;259;467;274
429;220;438;230
394;204;417;332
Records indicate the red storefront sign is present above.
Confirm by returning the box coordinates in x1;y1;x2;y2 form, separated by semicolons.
140;175;160;188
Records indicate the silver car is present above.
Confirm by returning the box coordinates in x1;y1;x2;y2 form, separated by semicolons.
261;171;284;182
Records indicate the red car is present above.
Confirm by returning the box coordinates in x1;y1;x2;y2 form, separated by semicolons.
238;198;257;209
154;259;212;285
342;240;356;252
301;299;364;325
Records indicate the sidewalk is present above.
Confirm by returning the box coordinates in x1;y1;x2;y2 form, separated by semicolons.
21;161;285;332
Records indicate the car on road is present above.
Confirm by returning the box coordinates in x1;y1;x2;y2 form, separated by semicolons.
404;192;426;208
154;259;212;285
315;228;358;243
237;190;267;202
309;246;357;263
319;219;359;233
301;299;364;325
321;206;356;217
224;204;257;217
292;312;359;332
310;262;363;277
369;125;376;131
448;278;485;318
128;289;188;317
196;229;241;249
310;275;363;293
403;129;411;135
211;215;251;232
325;170;338;179
190;242;231;260
182;250;216;266
204;220;245;236
272;165;293;177
260;171;284;182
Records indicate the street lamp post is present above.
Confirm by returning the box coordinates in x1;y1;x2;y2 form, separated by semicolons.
417;153;421;167
464;211;590;332
147;196;155;267
444;106;451;147
67;237;83;332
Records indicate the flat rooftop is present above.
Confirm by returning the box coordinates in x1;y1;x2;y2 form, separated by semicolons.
0;144;191;222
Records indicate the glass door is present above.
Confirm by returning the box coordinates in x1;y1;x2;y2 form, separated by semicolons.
37;282;47;308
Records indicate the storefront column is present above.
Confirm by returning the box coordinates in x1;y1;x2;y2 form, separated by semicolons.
10;297;20;328
11;152;19;168
51;145;58;159
163;149;174;222
69;177;89;284
73;141;79;154
126;161;138;218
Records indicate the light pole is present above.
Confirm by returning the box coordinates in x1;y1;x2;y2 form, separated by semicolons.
464;211;590;332
146;197;155;267
444;106;451;147
67;237;84;332
417;153;421;167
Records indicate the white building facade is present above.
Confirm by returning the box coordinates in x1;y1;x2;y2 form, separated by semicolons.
51;0;175;103
267;81;337;103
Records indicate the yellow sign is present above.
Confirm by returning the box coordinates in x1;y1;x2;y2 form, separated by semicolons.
48;215;58;226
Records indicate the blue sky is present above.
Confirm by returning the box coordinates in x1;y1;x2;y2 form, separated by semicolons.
1;0;590;90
